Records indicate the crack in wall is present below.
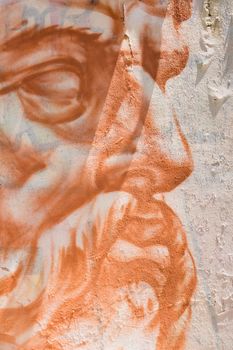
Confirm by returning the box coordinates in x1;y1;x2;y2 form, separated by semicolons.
122;2;134;67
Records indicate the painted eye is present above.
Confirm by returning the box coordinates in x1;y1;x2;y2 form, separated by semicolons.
18;69;86;124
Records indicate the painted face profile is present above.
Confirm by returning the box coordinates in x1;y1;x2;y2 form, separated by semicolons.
0;1;196;349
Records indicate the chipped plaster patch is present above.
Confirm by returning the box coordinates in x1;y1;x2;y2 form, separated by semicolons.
202;0;220;33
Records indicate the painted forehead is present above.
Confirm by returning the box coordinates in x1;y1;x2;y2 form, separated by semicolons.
0;0;116;41
49;0;192;21
0;0;191;39
0;0;162;43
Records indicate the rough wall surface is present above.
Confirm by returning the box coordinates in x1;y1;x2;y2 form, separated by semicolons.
166;1;233;348
0;1;232;349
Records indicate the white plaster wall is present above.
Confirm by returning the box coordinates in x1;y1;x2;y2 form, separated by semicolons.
166;1;233;348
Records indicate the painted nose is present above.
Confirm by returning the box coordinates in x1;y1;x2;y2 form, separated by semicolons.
122;67;193;197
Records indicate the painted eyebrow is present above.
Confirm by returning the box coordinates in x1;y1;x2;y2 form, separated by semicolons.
1;25;100;51
0;26;101;93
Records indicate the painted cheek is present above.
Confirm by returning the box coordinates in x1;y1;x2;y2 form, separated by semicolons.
84;50;144;193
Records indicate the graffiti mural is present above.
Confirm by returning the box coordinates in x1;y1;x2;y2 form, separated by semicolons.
0;1;196;349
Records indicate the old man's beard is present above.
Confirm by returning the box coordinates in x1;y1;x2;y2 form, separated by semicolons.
0;191;196;350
